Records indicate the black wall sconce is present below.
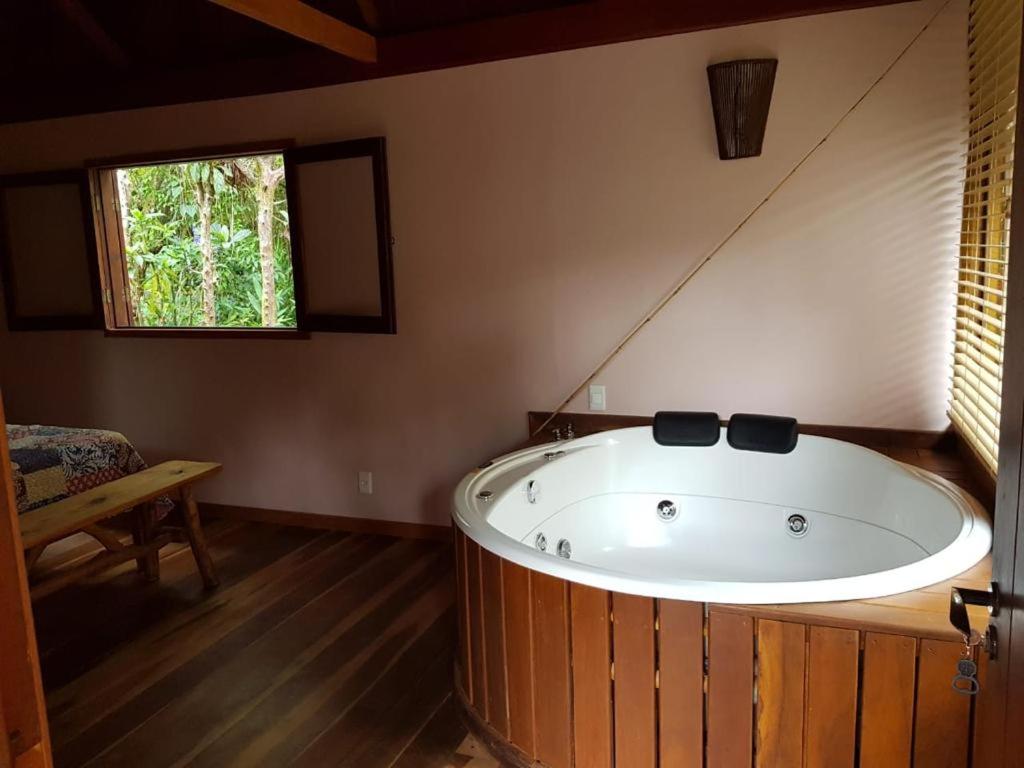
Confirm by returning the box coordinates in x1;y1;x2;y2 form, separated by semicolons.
707;59;778;160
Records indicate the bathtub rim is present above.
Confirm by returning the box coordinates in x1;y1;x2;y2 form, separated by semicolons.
452;430;992;604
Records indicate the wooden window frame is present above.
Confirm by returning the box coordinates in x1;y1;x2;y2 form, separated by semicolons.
0;169;104;331
87;140;310;340
283;137;397;335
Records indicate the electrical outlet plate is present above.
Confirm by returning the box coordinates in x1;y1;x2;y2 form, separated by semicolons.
358;471;373;495
589;384;606;411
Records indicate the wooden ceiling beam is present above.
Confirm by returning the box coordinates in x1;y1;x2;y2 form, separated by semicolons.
206;0;378;63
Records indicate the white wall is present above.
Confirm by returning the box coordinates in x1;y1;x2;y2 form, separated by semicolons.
0;0;966;525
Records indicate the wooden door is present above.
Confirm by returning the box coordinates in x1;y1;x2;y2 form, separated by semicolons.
973;14;1024;765
0;393;52;767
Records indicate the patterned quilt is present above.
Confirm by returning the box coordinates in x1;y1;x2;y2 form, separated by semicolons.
8;425;149;515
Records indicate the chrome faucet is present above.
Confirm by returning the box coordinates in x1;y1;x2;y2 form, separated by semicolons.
551;422;576;442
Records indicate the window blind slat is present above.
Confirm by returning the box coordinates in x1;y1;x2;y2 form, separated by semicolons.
956;291;1007;313
955;342;1004;378
956;315;1005;347
951;406;999;465
951;387;1001;439
958;280;1008;295
955;333;1005;365
953;366;1003;410
956;302;1006;329
951;390;999;438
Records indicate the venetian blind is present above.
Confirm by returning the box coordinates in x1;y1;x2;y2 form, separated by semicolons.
951;0;1023;474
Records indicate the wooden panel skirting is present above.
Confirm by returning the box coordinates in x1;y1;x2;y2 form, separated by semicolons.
199;502;451;542
454;527;987;768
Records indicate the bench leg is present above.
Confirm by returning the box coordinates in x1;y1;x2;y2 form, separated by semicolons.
180;485;219;590
131;502;160;582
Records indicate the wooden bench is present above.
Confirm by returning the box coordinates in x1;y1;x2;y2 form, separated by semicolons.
19;460;222;599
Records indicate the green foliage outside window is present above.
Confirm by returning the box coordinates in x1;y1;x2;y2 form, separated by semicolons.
117;154;296;328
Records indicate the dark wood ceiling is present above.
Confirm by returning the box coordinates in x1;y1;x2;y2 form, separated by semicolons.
305;0;585;35
0;0;913;125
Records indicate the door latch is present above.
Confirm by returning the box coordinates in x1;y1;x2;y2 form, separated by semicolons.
949;583;1000;660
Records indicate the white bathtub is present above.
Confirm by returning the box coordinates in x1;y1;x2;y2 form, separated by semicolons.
452;426;991;604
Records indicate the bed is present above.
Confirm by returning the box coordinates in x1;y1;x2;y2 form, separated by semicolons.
8;424;152;514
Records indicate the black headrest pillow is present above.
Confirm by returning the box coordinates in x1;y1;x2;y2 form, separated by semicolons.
726;413;799;454
652;411;721;446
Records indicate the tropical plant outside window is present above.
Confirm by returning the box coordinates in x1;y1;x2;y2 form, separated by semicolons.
114;153;296;328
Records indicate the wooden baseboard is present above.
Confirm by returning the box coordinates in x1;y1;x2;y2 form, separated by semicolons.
199;503;451;542
526;411;957;451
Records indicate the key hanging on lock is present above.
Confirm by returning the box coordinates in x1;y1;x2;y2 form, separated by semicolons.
952;629;982;696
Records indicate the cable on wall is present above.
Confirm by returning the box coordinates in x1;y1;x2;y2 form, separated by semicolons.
531;0;955;438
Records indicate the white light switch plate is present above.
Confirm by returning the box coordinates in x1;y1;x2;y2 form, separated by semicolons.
358;471;373;495
589;384;607;411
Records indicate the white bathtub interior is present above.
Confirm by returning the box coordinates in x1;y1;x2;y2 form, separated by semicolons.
453;427;991;603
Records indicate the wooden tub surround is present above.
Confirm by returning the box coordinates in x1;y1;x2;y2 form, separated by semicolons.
454;527;991;768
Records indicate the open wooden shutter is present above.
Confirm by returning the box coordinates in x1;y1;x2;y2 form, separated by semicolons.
284;137;396;334
0;171;102;332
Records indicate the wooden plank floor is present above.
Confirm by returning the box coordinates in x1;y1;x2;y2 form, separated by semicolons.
30;520;499;768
